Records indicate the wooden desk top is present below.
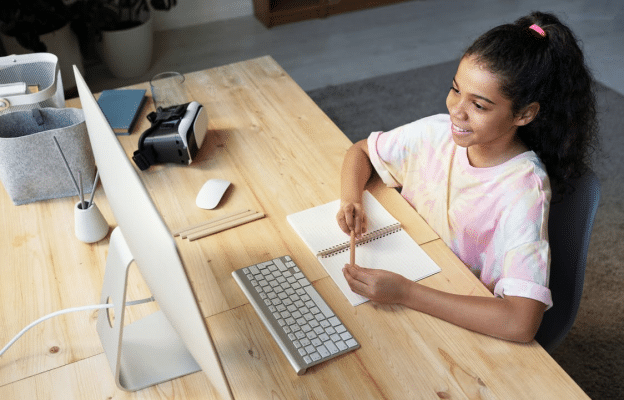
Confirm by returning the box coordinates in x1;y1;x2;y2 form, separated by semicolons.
0;56;588;399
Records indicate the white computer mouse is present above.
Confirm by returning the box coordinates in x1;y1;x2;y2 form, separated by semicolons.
196;179;231;209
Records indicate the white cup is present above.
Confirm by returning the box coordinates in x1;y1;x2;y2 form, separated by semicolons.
74;201;109;243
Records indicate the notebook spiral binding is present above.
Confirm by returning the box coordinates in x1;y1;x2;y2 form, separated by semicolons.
317;223;402;258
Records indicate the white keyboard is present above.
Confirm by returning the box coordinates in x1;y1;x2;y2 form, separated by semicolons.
232;255;360;375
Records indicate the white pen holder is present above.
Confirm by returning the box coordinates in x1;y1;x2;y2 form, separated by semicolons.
74;201;109;243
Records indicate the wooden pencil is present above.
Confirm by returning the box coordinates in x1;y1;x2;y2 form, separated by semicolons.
350;230;356;267
187;212;265;241
173;208;250;236
181;210;257;239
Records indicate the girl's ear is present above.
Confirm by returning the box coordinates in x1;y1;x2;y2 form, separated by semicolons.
515;102;540;126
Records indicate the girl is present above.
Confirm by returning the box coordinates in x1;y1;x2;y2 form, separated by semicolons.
337;11;598;343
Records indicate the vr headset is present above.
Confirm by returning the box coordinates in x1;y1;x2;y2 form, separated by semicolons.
132;101;207;171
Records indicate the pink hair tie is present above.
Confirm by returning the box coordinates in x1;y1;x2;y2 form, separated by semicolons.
529;24;546;37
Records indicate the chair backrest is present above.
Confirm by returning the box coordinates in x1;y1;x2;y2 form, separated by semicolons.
535;169;601;352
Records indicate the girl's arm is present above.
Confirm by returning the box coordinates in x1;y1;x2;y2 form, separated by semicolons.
343;264;546;343
337;139;373;236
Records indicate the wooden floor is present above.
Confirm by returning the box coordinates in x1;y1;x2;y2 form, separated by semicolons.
85;0;624;94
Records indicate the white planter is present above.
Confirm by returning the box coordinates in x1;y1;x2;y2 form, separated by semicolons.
99;14;153;78
1;23;85;93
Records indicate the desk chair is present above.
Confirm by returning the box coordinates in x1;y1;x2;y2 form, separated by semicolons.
535;169;601;353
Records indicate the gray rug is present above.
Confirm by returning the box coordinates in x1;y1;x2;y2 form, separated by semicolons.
308;60;624;399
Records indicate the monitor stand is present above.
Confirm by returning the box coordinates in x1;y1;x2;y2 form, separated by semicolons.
97;227;202;391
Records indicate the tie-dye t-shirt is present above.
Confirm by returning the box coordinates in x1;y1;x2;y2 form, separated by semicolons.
368;114;553;309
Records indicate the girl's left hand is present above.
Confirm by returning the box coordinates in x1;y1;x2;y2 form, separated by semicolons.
342;264;411;304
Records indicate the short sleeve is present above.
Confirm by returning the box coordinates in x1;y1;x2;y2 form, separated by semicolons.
367;130;404;188
493;240;553;310
366;115;451;189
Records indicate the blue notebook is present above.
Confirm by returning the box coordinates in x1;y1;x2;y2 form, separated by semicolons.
97;89;146;135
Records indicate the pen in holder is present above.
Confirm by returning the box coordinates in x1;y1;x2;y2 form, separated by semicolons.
53;135;108;243
74;200;109;243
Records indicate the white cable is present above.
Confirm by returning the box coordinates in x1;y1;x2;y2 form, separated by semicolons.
0;296;155;357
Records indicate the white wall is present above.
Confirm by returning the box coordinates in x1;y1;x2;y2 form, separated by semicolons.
152;0;254;31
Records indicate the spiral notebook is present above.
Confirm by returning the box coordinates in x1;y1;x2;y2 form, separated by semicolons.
287;191;441;305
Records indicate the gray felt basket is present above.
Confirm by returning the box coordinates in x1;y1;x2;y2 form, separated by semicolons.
0;108;95;205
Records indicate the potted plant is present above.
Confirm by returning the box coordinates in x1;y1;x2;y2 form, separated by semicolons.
73;0;177;78
0;0;71;52
0;0;85;94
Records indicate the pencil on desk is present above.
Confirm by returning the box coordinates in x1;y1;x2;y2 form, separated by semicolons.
181;210;257;239
187;211;265;241
173;208;250;237
350;230;356;267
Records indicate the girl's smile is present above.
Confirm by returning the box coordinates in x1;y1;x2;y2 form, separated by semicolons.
450;123;472;136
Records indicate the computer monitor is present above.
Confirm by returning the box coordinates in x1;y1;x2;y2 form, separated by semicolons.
73;66;232;399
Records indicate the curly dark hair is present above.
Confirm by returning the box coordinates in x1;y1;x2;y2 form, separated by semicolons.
464;11;599;196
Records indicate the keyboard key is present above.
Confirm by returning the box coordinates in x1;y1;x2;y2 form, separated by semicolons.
325;341;339;354
318;345;330;358
304;286;335;318
274;258;288;271
340;332;353;341
329;316;340;326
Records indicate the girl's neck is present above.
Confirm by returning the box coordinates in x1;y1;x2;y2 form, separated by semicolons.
466;137;529;168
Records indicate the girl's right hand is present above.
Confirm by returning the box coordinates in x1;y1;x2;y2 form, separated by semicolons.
336;201;368;237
